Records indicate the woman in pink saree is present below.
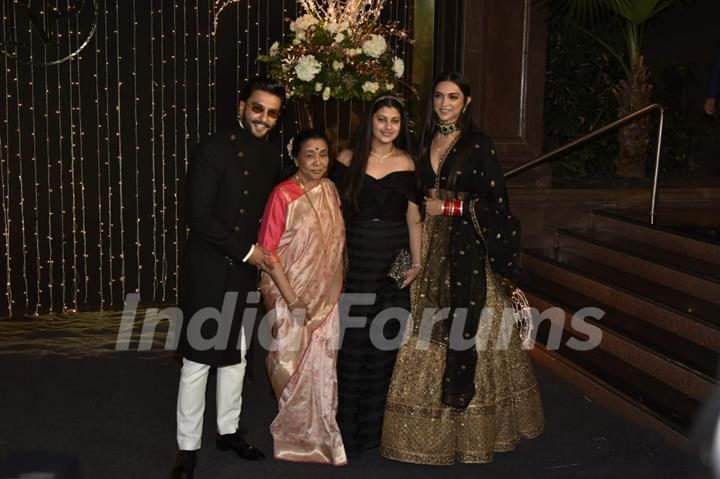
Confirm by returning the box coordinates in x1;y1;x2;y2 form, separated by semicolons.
258;129;347;465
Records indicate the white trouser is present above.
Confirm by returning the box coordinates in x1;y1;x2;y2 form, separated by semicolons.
176;333;247;451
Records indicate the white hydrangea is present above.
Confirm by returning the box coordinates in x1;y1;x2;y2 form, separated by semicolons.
332;60;344;71
362;34;387;58
362;81;380;94
386;83;395;90
334;32;346;44
324;22;339;34
322;86;331;101
290;14;318;33
315;82;323;92
392;57;404;78
269;41;279;57
295;55;322;82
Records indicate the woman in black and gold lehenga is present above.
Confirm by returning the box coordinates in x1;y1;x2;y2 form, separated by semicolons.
380;72;544;465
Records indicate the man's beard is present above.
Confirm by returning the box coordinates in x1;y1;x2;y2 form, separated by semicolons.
239;113;272;137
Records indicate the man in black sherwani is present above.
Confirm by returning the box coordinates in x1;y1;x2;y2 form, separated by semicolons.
171;77;285;479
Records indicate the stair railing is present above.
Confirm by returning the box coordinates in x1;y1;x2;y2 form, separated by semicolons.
504;103;665;225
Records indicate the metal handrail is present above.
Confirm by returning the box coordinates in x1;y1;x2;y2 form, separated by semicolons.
504;103;665;224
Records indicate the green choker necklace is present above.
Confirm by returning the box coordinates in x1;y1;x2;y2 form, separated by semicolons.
437;122;459;135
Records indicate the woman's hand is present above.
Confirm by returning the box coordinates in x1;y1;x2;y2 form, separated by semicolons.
400;265;421;289
424;197;444;216
271;318;284;338
500;276;517;299
288;296;309;325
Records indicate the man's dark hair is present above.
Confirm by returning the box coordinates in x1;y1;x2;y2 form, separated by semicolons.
240;76;286;107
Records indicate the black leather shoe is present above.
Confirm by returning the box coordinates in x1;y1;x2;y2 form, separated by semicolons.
216;432;266;461
170;450;196;479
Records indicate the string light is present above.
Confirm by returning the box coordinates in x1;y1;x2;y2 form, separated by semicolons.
245;0;249;84
298;0;386;24
159;0;168;302
172;0;179;299
236;2;240;99
114;0;126;301
0;133;10;317
54;6;68;313
181;0;190;303
75;11;90;306
132;0;141;296
93;1;105;310
67;11;80;313
195;2;200;146
13;4;29;312
103;0;113;307
209;2;215;135
2;3;14;317
28;9;41;315
0;2;13;316
0;0;412;318
150;0;158;303
183;3;189;173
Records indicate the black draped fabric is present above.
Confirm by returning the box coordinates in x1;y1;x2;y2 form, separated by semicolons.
330;163;418;453
420;130;521;409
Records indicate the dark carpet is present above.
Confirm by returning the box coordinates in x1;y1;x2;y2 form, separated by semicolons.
0;314;709;479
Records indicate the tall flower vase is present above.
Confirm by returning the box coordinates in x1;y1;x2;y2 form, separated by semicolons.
293;99;367;156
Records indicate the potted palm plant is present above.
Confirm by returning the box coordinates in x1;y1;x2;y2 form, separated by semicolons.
553;0;688;178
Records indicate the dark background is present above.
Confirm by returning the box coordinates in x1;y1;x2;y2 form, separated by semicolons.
0;0;413;318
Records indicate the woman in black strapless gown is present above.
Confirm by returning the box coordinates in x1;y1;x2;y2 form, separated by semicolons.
330;95;422;457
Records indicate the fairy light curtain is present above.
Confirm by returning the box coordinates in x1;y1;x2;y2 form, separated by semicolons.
0;0;413;318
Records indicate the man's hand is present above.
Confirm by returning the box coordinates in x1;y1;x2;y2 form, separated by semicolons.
704;97;716;116
247;244;274;271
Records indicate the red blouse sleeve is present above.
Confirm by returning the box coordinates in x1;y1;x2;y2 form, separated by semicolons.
258;185;290;256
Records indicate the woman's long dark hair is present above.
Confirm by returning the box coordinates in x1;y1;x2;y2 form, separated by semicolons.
278;128;330;181
341;95;415;215
419;72;482;190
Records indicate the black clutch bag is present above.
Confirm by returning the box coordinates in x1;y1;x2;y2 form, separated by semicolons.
386;248;412;289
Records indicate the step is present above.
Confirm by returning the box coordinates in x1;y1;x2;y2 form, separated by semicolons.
531;319;700;443
591;209;720;264
529;341;690;448
522;248;720;349
519;271;717;400
556;228;720;301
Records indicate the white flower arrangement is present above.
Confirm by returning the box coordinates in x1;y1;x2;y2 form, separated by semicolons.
258;13;411;101
392;57;404;78
294;54;322;82
361;34;387;58
362;81;380;94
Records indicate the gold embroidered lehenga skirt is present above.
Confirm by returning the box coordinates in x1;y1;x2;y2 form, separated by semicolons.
380;216;544;465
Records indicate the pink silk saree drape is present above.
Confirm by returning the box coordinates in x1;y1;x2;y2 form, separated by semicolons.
259;178;347;465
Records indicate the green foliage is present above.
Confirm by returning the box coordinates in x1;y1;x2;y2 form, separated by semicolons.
543;23;624;179
544;7;696;184
552;0;688;70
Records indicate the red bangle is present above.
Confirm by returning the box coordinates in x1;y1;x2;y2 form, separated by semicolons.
454;199;463;216
442;200;451;216
442;200;463;216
